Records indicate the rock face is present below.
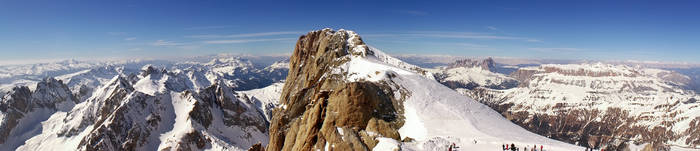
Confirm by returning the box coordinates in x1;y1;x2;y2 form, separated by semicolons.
0;78;77;149
0;48;291;150
0;61;284;150
69;69;272;151
447;58;496;71
266;29;404;151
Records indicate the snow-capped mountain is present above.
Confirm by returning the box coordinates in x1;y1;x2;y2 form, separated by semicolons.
428;58;519;90
0;78;77;149
668;67;700;93
264;28;582;151
6;28;695;151
0;56;288;96
0;56;289;150
435;59;700;150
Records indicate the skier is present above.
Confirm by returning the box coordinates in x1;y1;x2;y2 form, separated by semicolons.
506;144;509;150
540;145;543;151
533;145;537;151
511;144;516;151
503;144;506;151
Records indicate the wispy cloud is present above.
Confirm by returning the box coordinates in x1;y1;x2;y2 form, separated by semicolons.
107;32;127;36
187;31;302;39
184;25;230;30
361;31;540;42
151;40;184;46
177;45;200;50
486;26;499;31
528;47;586;52
407;31;541;42
124;37;136;41
393;10;428;16
203;38;296;44
362;34;404;38
454;43;488;48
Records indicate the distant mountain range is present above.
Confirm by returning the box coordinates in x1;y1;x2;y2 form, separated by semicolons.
0;56;288;150
1;29;699;151
429;58;700;150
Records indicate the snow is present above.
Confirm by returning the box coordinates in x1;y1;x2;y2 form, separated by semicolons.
0;54;291;151
670;146;700;151
626;143;648;151
157;92;196;150
0;108;55;150
394;71;581;150
373;137;401;151
326;31;584;150
241;82;283;105
16;111;94;151
133;74;167;95
398;106;427;140
5;29;695;150
493;63;700;135
336;127;344;135
429;66;516;87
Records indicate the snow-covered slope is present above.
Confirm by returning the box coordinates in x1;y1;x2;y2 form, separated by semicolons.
444;62;700;150
0;78;77;150
265;29;582;151
0;56;289;151
240;82;284;122
338;40;581;151
14;72;273;150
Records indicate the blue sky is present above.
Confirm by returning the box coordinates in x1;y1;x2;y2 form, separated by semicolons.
1;0;699;63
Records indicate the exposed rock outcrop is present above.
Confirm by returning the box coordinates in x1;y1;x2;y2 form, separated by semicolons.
0;77;77;148
432;58;518;90
76;68;271;151
1;56;289;150
447;57;496;71
266;29;404;151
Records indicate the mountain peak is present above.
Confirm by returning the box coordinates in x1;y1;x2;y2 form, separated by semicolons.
267;28;405;151
447;57;496;71
32;77;77;109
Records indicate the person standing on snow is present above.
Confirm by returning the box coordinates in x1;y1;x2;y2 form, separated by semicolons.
540;145;543;151
511;144;516;151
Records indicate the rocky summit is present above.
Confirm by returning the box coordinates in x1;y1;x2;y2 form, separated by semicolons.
262;28;585;151
266;29;405;151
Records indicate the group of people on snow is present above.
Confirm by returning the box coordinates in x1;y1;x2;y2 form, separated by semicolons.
502;143;544;151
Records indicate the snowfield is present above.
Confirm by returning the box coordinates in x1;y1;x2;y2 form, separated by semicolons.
0;56;288;151
329;30;584;150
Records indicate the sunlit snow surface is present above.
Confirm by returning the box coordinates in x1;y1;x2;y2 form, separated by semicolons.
4;57;285;151
335;45;583;150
